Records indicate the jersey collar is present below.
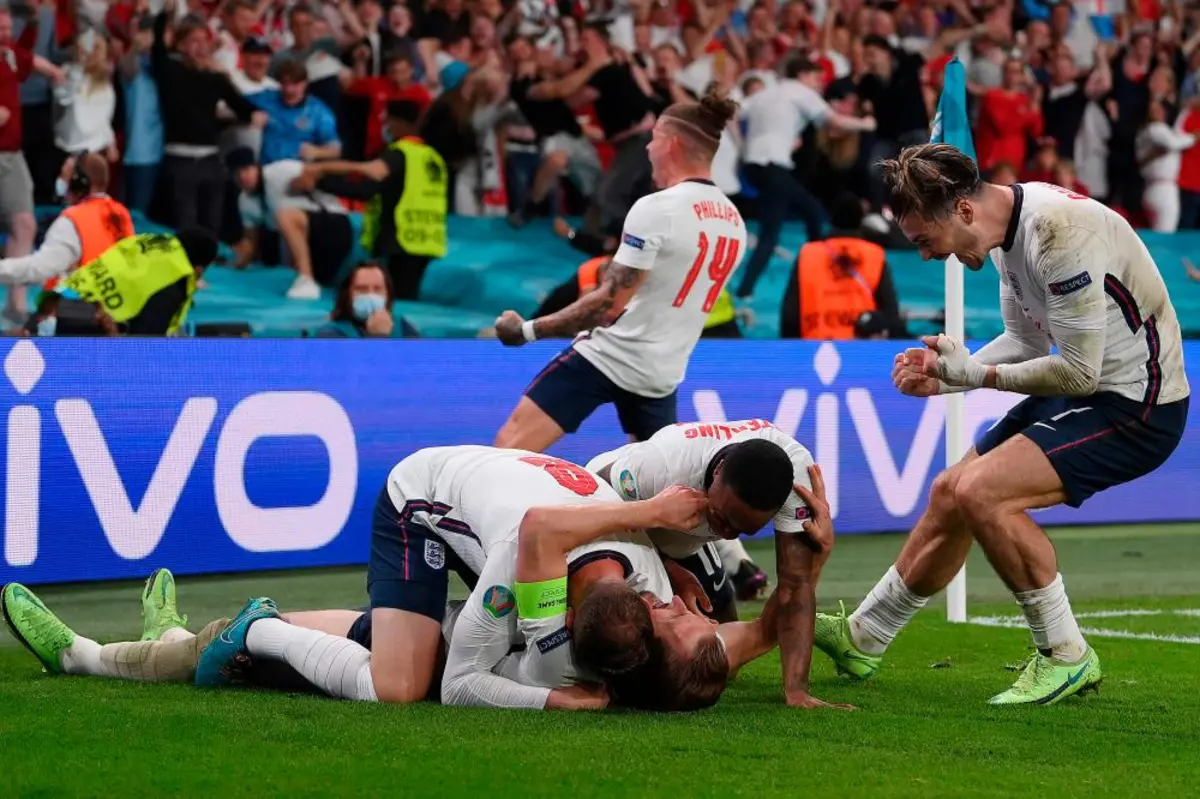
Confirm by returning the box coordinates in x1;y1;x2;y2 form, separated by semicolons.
1001;184;1024;252
684;178;716;186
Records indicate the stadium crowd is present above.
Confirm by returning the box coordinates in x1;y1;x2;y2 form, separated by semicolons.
0;0;1199;335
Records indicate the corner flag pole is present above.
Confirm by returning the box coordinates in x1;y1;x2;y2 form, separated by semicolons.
929;59;975;623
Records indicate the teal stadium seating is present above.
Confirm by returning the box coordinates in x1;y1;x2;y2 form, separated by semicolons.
7;209;1198;338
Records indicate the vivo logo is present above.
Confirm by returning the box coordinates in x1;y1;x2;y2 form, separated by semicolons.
691;342;1021;520
3;341;358;568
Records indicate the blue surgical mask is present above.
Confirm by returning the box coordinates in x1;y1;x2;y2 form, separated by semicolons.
36;316;57;337
54;178;68;199
352;293;387;321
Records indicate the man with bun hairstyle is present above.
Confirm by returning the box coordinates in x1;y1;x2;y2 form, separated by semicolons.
490;89;747;455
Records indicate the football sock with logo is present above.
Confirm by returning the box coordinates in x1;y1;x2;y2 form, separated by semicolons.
1014;573;1088;663
848;566;930;655
245;618;377;701
714;538;752;576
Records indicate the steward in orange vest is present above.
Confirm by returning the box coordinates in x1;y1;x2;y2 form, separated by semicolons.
0;154;134;292
780;195;905;340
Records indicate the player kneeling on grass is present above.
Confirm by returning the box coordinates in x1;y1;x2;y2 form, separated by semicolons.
588;422;847;709
813;143;1190;706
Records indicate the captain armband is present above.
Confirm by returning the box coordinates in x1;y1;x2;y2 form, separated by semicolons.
513;577;568;619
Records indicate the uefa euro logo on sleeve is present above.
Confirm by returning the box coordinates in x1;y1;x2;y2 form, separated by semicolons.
483;586;515;619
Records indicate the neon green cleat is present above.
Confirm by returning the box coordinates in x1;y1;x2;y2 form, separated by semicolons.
988;648;1103;706
141;568;188;642
1;583;76;674
814;600;883;680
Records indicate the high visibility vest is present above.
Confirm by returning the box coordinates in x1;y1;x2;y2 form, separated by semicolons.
47;195;135;290
60;233;197;335
797;236;884;340
361;138;448;258
574;257;736;328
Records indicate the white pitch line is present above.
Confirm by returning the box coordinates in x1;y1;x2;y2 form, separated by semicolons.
967;615;1200;645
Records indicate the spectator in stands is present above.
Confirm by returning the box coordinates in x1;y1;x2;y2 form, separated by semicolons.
858;33;929;210
15;0;59;206
338;0;390;77
229;146;353;297
256;60;341;166
1137;99;1196;233
1177;99;1200;229
737;57;875;301
1052;159;1089;196
505;35;602;228
342;52;432;158
54;30;117;164
779;193;905;340
213;0;261;75
1043;45;1112;163
0;154;133;289
576;22;657;235
154;1;267;234
314;262;401;337
116;14;164;216
0;4;63;325
271;3;345;111
294;100;447;300
976;57;1043;172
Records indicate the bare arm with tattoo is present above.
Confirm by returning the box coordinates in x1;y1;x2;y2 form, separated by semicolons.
776;465;855;710
493;262;648;346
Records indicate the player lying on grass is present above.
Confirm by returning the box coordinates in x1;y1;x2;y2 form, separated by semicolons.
588;421;844;710
813;144;1190;706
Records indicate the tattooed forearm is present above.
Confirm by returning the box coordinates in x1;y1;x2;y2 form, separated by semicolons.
532;263;642;338
775;533;817;696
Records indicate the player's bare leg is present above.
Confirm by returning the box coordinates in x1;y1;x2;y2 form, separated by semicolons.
282;610;362;637
368;607;442;703
494;396;566;451
815;450;978;677
953;434;1100;704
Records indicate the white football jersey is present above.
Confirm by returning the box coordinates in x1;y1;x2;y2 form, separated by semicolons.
572;179;747;398
991;183;1188;404
586;419;816;559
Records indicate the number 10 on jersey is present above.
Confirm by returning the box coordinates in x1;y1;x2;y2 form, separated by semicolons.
673;233;740;312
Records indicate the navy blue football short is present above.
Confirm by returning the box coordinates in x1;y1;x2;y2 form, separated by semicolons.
524;346;677;441
976;392;1189;508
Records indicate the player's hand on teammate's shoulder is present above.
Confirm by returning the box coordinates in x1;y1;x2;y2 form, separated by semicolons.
892;344;940;397
546;682;610;711
493;310;527;346
785;690;857;711
646;484;708;532
793;464;833;555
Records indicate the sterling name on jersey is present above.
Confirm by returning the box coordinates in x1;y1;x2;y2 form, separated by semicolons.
991;183;1188;404
586;420;816;558
572;179;747;398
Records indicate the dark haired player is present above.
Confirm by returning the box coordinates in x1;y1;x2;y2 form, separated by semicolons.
490;90;747;454
587;420;851;710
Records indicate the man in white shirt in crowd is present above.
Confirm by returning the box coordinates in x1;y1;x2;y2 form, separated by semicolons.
817;143;1189;706
734;56;876;301
228;146;353;296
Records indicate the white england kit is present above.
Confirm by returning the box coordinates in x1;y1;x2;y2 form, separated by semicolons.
572;179;748;398
586;420;816;559
982;182;1188;403
389;447;672;710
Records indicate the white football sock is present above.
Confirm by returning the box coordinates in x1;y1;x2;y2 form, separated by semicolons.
1014;573;1088;663
714;538;752;575
849;566;930;655
158;627;194;644
246;618;377;701
60;635;103;675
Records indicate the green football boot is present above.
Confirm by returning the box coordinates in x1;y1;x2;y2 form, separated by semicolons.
141;568;188;642
1;583;76;674
988;648;1103;706
814;600;883;680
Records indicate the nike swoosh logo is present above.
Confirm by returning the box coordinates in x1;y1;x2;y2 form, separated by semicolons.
218;628;237;645
841;649;871;662
1067;665;1088;686
712;571;727;591
1032;422;1056;431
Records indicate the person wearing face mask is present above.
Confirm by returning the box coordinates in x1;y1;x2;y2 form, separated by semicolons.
0;154;133;315
313;261;411;337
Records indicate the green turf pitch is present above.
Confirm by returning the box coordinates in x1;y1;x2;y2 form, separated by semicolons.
3;524;1200;798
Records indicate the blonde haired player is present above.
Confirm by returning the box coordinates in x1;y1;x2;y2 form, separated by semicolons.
816;144;1189;705
491;89;747;452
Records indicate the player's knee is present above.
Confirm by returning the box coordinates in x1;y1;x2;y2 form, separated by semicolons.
928;468;961;514
951;466;997;526
370;665;428;704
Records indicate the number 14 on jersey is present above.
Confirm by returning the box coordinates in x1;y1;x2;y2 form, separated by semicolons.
673;233;740;312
